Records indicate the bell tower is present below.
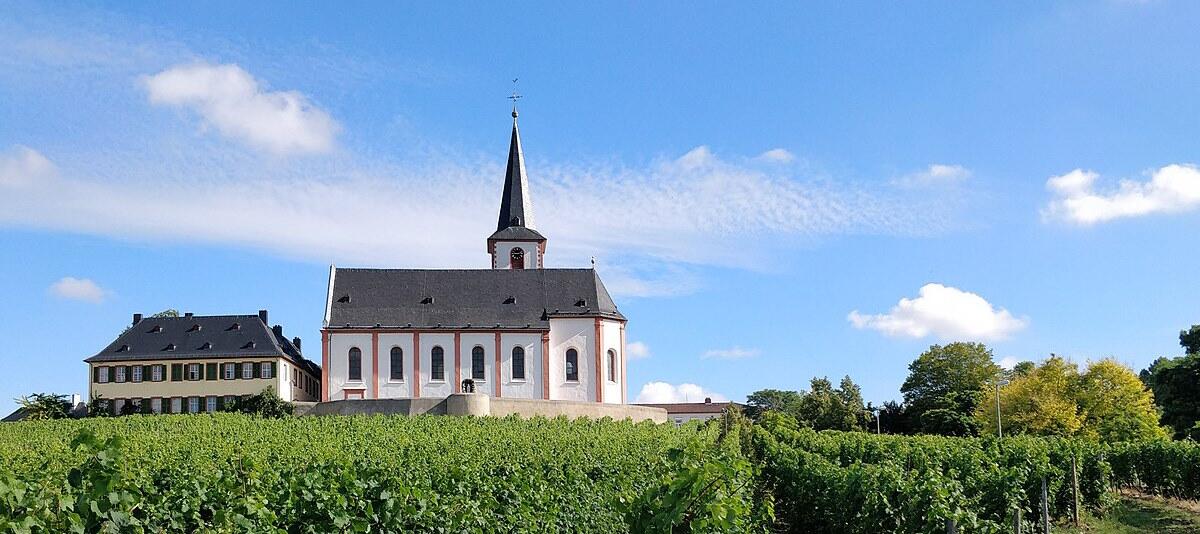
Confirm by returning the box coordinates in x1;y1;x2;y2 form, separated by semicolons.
488;106;547;269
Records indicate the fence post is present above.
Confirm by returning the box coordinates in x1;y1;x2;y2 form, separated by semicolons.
1013;507;1022;534
946;518;958;534
1071;455;1080;526
1041;476;1051;534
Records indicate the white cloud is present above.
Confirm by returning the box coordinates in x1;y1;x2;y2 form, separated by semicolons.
0;144;961;297
997;356;1020;370
701;346;760;360
848;283;1027;341
143;62;340;155
48;277;109;303
1043;165;1200;225
634;381;728;403
756;148;795;163
893;164;971;188
627;341;651;360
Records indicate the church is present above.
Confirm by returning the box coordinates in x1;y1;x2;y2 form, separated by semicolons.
320;108;628;405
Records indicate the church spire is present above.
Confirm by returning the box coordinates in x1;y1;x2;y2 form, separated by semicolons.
496;107;535;232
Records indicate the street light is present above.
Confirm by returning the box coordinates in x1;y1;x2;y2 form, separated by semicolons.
995;379;1010;439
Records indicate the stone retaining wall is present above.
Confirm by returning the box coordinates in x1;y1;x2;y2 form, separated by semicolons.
305;394;667;423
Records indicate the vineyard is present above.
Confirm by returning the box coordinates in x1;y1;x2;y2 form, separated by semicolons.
0;411;1198;533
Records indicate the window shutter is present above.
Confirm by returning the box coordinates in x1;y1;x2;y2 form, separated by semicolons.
216;396;224;411
206;363;217;381
171;364;182;381
253;362;260;379
140;399;151;414
140;365;149;382
268;362;275;379
93;366;100;383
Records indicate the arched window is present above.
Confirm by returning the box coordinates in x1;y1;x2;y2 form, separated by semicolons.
565;348;579;382
510;247;525;269
390;347;403;380
472;346;486;380
431;346;445;381
348;347;362;381
512;346;526;380
608;349;618;382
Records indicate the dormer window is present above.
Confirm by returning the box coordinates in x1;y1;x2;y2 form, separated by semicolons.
241;341;256;350
198;342;211;351
115;344;129;353
187;324;201;332
420;296;434;304
574;299;587;307
148;325;162;333
337;295;351;303
226;322;240;331
162;343;175;352
503;296;516;304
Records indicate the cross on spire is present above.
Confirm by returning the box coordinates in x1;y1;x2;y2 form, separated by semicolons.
509;78;521;118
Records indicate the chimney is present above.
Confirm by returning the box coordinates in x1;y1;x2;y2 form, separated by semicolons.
132;313;143;325
292;337;302;351
704;397;712;404
258;309;268;324
273;325;283;338
184;312;193;318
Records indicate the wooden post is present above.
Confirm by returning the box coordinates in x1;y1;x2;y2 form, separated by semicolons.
1013;507;1022;534
1071;456;1080;527
946;518;957;534
1041;476;1050;534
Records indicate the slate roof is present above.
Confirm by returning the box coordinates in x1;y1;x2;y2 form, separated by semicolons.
85;314;318;376
487;225;546;242
495;111;536;233
327;268;624;329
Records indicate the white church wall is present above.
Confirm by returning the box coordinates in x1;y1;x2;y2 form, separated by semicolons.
492;241;540;269
419;333;454;398
377;333;414;399
327;333;372;401
600;320;625;404
499;333;543;399
548;318;597;402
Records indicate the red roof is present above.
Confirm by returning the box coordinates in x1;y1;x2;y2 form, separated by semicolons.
634;402;738;414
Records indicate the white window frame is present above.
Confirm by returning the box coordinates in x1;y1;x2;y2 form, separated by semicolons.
206;396;217;413
115;366;127;383
224;363;235;380
151;398;162;414
188;397;200;413
171;397;182;414
98;367;110;383
187;363;201;381
151;365;163;382
132;365;143;383
260;362;273;379
242;362;253;379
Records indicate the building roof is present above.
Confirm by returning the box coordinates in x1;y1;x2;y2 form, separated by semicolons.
635;401;741;415
327;268;624;329
85;313;319;377
487;225;546;243
495;110;536;234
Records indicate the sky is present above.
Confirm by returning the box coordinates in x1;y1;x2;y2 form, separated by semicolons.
3;1;1200;415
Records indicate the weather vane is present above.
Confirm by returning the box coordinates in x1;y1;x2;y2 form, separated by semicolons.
509;78;521;115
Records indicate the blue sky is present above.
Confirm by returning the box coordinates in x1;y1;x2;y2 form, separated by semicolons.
3;1;1200;414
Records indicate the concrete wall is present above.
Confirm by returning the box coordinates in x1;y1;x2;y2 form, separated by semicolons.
307;394;666;423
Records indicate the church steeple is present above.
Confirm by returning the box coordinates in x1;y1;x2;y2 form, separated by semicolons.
488;106;547;270
496;108;535;231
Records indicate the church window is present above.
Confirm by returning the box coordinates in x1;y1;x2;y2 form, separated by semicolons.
608;349;617;382
390;347;404;380
565;349;579;382
512;346;526;380
472;346;486;380
510;247;525;269
431;346;445;381
348;347;362;381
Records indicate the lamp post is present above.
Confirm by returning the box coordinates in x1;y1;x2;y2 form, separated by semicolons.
995;379;1009;439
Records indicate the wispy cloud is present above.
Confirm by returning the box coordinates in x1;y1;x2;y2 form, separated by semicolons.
1043;165;1200;225
893;164;971;188
848;283;1027;341
143;62;340;155
48;277;109;303
701;346;760;360
626;341;651;360
755;148;796;164
634;381;727;403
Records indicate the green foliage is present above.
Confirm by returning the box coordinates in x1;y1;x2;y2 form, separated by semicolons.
1109;440;1200;500
13;393;71;421
1180;325;1200;355
901;342;1000;436
744;389;802;421
744;376;869;431
228;386;294;418
980;357;1168;442
1140;353;1200;439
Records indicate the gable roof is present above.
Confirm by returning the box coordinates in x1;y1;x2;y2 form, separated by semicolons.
85;314;315;373
327;268;624;329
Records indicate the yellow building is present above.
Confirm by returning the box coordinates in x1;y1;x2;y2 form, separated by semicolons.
85;310;321;415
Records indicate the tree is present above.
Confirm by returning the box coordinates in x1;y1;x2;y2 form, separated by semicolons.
14;393;71;420
744;389;803;421
796;376;868;432
1140;353;1200;439
1076;359;1168;442
978;356;1083;437
877;400;913;434
1180;325;1200;354
1009;361;1036;379
232;387;294;418
900;342;1001;436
